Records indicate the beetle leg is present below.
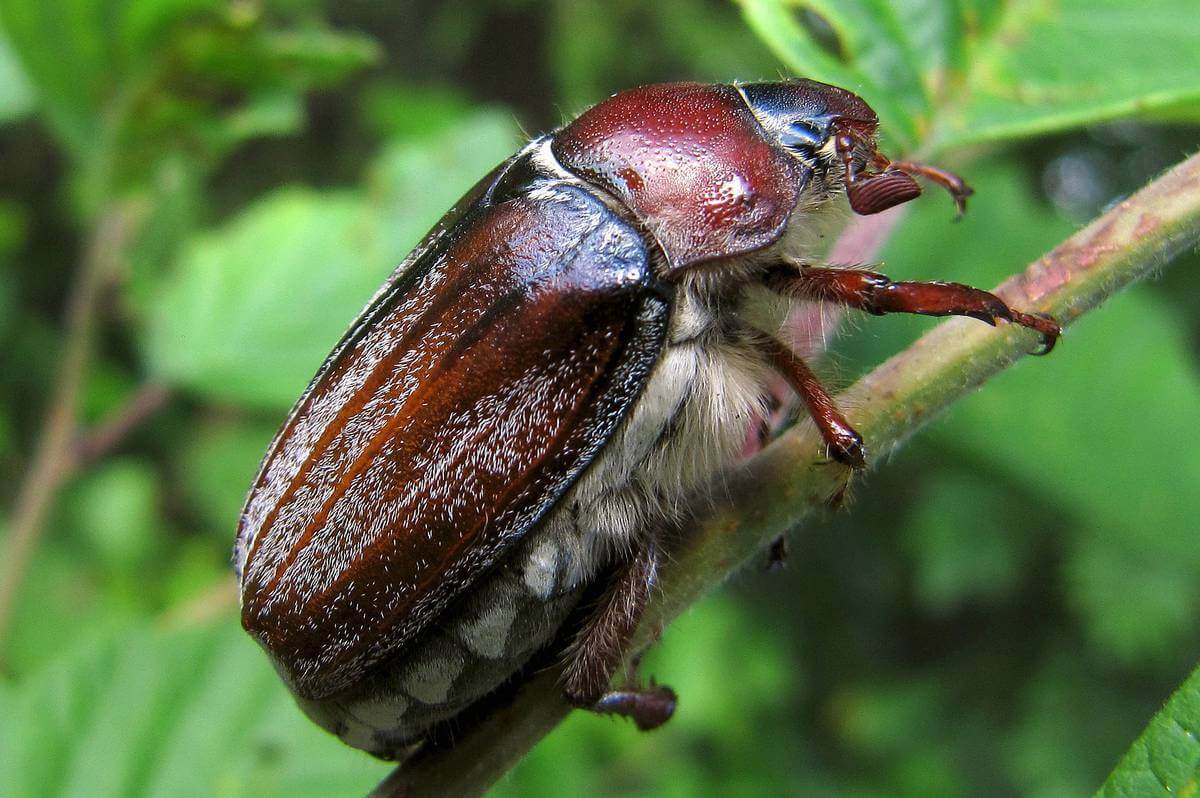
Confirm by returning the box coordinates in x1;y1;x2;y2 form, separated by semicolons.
768;266;1061;355
561;538;676;730
757;334;866;469
765;534;790;571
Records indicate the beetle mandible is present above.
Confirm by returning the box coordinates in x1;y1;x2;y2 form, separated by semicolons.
234;79;1060;759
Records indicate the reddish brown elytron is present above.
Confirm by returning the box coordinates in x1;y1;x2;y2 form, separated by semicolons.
239;187;668;699
235;79;1061;760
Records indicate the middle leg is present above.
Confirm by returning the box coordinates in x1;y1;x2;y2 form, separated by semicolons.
756;334;866;469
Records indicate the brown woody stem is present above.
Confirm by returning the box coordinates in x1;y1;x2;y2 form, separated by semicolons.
0;203;142;655
71;382;171;469
373;152;1200;798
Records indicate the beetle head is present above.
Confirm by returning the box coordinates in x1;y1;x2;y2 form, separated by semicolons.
739;79;879;158
740;79;923;216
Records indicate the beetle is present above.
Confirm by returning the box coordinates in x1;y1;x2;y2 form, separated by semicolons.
234;79;1060;760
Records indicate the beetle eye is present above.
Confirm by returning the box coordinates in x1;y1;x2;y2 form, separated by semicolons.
780;120;825;150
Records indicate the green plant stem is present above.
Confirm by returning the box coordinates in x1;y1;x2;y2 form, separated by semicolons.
373;152;1200;798
0;203;141;656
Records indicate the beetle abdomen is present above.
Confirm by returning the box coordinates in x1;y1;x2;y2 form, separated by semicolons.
296;529;587;758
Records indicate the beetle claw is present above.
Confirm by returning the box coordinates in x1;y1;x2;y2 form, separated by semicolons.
1010;311;1061;356
592;685;678;731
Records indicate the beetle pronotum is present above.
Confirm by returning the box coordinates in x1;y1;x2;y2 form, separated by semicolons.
234;79;1060;760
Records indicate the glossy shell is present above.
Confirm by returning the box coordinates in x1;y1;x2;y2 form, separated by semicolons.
236;79;872;705
553;82;805;271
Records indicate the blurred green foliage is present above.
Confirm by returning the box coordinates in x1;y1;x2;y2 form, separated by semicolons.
0;1;1197;796
740;0;1200;151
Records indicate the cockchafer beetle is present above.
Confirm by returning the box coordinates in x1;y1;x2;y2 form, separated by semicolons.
234;79;1060;759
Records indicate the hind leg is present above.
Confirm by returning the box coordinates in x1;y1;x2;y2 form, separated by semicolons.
561;539;676;730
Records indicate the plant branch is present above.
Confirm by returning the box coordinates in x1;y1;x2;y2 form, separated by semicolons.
158;575;238;630
374;152;1200;798
70;381;171;469
0;203;141;654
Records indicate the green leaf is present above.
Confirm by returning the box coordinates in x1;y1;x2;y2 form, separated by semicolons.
62;458;162;571
0;0;377;213
547;0;781;114
1095;663;1200;797
173;23;380;91
145;110;521;408
360;83;473;141
4;539;141;678
941;1;1200;149
179;417;279;539
737;0;945;149
123;154;206;317
255;28;381;88
368;111;522;256
5;459;172;675
145;187;375;408
0;22;33;123
0;0;217;158
737;0;1200;154
0;618;389;798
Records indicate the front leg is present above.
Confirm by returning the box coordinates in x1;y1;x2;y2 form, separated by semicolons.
768;265;1061;354
561;538;676;731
